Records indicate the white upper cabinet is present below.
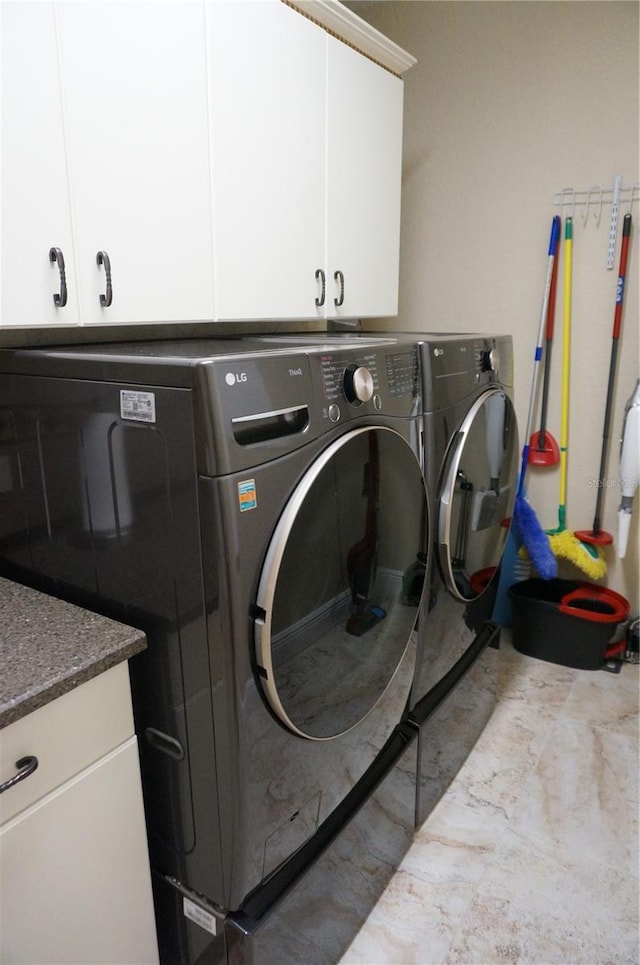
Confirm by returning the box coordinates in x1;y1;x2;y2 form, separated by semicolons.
207;0;407;322
326;36;404;319
55;1;215;325
1;0;412;330
207;0;326;321
1;2;79;327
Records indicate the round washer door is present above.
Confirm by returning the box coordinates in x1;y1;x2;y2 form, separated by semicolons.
254;426;428;741
437;389;518;602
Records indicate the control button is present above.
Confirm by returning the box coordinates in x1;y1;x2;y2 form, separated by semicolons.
328;403;341;423
343;364;374;404
373;394;382;411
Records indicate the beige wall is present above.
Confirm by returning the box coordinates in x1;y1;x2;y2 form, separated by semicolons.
355;0;639;609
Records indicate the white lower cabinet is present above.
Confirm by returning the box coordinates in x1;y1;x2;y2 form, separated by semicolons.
0;665;159;965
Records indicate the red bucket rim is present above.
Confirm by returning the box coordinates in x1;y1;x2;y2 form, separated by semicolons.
559;584;629;624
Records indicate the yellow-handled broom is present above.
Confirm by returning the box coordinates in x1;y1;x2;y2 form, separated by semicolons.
547;216;607;579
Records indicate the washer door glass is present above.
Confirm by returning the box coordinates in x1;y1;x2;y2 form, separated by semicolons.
437;389;518;601
255;426;428;741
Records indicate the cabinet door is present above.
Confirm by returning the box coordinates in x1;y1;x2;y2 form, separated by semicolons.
207;0;326;321
55;1;214;325
326;37;404;319
0;2;79;328
0;738;159;965
0;663;134;826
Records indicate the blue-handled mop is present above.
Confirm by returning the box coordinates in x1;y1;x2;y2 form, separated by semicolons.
493;218;559;622
514;217;559;579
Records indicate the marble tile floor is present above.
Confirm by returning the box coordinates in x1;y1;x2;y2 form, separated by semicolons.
341;631;639;965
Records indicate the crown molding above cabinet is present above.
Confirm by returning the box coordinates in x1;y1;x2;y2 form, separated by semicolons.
284;0;416;75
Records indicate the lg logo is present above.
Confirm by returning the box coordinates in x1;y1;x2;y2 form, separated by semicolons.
225;372;248;386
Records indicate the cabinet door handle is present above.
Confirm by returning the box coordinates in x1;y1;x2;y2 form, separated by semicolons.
315;268;326;308
49;247;68;307
333;270;345;307
0;755;38;795
96;250;113;307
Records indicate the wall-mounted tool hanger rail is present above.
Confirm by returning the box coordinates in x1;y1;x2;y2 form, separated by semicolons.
553;183;639;217
553;179;639;268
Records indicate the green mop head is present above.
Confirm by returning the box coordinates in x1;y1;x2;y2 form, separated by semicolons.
547;529;607;579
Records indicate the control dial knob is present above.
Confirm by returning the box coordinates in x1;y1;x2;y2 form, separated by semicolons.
479;347;499;374
343;364;374;404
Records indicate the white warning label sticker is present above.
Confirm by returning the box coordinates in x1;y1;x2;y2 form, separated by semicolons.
183;897;219;936
120;389;156;423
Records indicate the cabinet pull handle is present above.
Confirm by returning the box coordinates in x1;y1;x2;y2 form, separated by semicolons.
334;270;345;307
0;755;39;795
315;268;326;308
49;247;68;307
96;250;113;307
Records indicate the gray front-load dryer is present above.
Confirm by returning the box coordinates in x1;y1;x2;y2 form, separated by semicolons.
405;334;519;825
0;336;429;963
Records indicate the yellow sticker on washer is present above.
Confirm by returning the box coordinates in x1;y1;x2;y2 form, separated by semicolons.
238;478;257;512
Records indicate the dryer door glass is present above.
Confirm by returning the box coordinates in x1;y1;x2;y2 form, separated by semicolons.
255;426;428;740
437;389;518;602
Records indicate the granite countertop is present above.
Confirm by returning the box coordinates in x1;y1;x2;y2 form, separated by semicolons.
0;577;147;728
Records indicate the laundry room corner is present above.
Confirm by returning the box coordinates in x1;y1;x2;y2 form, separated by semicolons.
1;1;638;962
347;0;639;610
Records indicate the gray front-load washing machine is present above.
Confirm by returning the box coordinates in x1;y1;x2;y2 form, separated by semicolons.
0;336;429;963
258;330;519;830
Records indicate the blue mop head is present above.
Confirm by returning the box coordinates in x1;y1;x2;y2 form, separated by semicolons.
514;493;558;580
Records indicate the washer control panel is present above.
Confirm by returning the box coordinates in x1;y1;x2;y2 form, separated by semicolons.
311;342;420;424
386;349;419;398
320;351;381;404
418;335;513;413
